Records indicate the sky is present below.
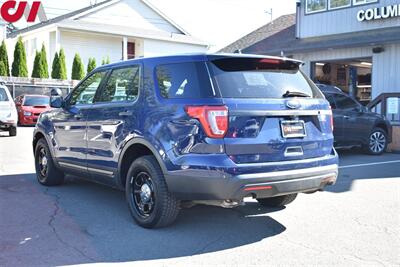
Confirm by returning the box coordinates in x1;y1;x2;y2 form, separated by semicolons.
37;0;297;51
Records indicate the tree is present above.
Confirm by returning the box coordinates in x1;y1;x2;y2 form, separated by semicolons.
51;49;67;80
51;52;59;79
31;51;41;78
71;53;85;80
87;57;97;73
58;48;67;80
0;40;10;76
40;43;49;78
11;37;28;77
0;61;7;77
102;56;110;65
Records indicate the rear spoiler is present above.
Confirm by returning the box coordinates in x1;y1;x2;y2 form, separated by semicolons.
209;53;304;66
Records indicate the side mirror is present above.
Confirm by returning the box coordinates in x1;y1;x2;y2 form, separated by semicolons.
50;96;64;108
50;88;63;97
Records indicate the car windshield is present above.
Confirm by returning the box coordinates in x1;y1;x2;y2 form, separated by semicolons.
0;88;9;101
209;58;323;99
23;96;49;106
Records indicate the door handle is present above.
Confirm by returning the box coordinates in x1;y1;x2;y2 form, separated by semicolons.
343;116;350;119
119;111;133;117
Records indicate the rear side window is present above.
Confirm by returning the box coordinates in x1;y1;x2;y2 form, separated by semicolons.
156;62;214;99
209;58;323;99
333;94;359;110
0;88;9;101
325;94;337;109
97;66;140;103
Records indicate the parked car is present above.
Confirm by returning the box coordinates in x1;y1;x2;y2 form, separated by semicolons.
0;84;17;136
33;54;339;228
317;84;392;155
15;95;51;126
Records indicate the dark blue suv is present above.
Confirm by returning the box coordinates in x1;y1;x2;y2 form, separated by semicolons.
33;54;339;228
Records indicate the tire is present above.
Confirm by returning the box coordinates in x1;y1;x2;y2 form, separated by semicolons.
364;127;388;155
34;138;65;186
257;194;298;208
9;126;17;137
125;155;180;229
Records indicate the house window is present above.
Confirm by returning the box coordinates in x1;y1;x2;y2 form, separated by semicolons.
329;0;351;10
306;0;327;14
128;42;135;59
353;0;377;5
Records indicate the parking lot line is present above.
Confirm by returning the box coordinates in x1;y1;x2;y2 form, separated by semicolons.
339;160;400;169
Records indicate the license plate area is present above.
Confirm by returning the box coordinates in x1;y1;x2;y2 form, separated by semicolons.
281;120;306;138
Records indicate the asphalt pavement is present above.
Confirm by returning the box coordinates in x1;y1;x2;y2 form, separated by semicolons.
0;127;399;267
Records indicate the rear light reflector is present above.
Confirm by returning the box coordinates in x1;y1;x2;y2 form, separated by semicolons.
244;186;273;192
328;108;334;132
185;105;228;138
259;58;281;64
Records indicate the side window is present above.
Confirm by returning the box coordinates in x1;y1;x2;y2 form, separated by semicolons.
325;94;337;109
97;66;140;103
69;72;106;106
334;94;359;110
156;62;214;99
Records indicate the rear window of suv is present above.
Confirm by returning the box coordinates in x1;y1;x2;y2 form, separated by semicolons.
156;62;215;99
209;57;323;99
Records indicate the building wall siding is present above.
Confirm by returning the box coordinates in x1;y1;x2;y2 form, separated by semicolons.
60;30;123;79
299;0;400;38
79;0;181;34
143;39;207;57
372;43;400;98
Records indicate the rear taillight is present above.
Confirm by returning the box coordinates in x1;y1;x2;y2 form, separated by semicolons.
328;108;334;132
185;106;228;138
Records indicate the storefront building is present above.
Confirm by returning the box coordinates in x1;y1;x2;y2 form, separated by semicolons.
222;0;400;150
238;0;399;103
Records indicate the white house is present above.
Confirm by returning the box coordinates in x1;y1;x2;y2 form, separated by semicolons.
4;0;209;79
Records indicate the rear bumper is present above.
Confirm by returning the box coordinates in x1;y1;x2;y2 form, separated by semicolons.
0;120;16;130
165;154;339;200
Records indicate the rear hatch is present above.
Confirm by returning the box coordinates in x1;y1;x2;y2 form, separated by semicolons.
207;56;334;164
0;87;13;120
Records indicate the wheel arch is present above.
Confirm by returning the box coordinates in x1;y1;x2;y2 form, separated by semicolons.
374;121;389;134
117;138;168;190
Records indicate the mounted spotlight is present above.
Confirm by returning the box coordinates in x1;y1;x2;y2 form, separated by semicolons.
372;47;384;54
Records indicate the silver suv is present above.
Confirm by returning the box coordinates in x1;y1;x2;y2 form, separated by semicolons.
0;84;17;136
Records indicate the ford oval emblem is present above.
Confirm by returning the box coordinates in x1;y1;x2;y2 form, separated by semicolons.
286;100;301;109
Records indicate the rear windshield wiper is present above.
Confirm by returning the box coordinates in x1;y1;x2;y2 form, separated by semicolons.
282;91;311;98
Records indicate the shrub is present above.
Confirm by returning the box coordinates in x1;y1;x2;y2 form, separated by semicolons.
11;37;28;77
71;53;85;80
51;49;67;80
40;44;49;78
0;40;10;76
102;56;110;65
58;48;67;80
31;51;41;78
87;57;97;73
0;61;7;77
51;52;59;79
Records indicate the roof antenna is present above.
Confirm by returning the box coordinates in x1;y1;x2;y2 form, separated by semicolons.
264;8;273;24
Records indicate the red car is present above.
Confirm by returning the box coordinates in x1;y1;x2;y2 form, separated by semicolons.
15;95;51;126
